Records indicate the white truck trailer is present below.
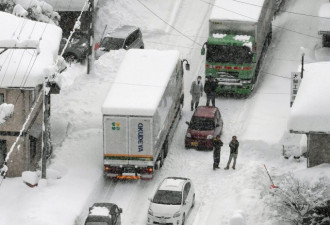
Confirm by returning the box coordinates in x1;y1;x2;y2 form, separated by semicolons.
102;49;189;180
201;0;275;96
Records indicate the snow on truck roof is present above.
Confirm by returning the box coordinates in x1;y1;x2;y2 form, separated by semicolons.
288;62;330;134
318;3;330;32
210;0;265;22
0;12;62;88
102;49;180;116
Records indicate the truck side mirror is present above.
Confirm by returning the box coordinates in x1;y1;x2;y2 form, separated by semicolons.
201;46;205;55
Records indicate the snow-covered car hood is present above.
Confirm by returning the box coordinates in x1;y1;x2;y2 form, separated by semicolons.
149;202;181;217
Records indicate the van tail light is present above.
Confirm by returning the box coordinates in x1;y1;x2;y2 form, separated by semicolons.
94;43;100;51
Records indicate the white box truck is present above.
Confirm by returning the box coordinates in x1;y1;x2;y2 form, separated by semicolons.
102;49;189;180
201;0;275;96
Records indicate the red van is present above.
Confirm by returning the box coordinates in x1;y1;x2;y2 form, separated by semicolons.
185;106;223;150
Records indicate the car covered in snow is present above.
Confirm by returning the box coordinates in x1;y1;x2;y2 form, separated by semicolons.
147;177;195;225
95;25;144;59
185;106;223;150
84;203;122;225
59;31;89;63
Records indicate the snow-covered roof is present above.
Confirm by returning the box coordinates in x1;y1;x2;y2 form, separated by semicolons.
318;3;330;32
0;12;62;88
288;62;330;133
43;0;95;11
159;178;185;192
105;25;139;39
210;0;265;22
102;49;180;116
90;206;110;216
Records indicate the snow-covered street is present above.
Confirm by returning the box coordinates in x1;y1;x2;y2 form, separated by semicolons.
0;0;330;225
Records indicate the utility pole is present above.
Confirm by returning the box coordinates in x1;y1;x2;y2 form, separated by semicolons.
87;0;94;74
301;53;304;79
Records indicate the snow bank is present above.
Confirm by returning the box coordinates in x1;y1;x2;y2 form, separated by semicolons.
13;4;28;17
0;12;62;88
230;210;246;225
288;62;330;133
22;171;39;186
43;0;91;11
0;103;14;124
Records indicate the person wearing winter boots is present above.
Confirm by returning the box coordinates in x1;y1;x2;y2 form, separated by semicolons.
225;136;239;170
204;76;217;107
213;135;223;170
190;75;203;111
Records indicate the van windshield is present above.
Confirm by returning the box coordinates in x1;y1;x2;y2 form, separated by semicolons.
190;117;215;130
153;190;182;205
100;37;124;50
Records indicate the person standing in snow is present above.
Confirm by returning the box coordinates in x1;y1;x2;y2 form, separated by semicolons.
213;135;223;170
204;76;217;107
190;75;203;111
0;162;8;179
225;136;239;170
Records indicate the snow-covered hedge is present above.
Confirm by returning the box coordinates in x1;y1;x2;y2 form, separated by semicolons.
264;173;330;225
0;0;60;25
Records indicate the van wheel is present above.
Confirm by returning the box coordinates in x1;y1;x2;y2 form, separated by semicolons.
140;45;144;49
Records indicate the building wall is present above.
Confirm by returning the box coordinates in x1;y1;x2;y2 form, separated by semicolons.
0;86;43;177
307;133;330;167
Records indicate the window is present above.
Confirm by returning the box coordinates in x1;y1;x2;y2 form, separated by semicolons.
0;93;4;105
183;182;191;202
0;140;6;165
125;34;135;47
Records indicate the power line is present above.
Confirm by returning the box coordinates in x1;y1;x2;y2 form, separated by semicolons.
224;0;330;20
135;0;202;47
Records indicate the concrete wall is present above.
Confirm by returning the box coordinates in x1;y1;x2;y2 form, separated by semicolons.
307;133;330;167
0;86;43;177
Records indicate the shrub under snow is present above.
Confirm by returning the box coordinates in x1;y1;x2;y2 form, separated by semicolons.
264;173;330;225
0;0;60;25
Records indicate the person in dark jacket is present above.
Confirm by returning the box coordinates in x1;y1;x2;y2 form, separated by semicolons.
225;136;239;170
190;75;203;111
204;76;217;107
213;135;223;170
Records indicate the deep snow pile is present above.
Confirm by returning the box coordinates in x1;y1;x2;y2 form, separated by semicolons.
0;0;60;25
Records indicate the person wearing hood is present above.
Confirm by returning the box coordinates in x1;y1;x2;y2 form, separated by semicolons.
190;75;203;111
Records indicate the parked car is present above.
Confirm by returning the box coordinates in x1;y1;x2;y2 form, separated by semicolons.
59;31;89;63
84;203;122;225
185;106;223;150
147;177;195;225
95;25;144;59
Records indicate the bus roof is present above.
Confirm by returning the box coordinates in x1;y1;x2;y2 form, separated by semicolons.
102;49;180;116
210;0;265;22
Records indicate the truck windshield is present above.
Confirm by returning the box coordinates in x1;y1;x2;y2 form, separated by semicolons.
153;190;182;205
207;44;253;64
190;117;215;130
100;37;124;50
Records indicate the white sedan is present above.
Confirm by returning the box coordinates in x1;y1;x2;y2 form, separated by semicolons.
147;177;195;225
